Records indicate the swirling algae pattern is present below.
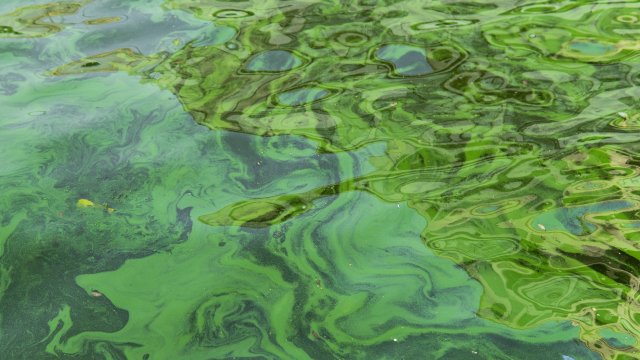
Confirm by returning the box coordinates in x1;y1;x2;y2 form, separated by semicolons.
2;0;640;359
0;1;89;38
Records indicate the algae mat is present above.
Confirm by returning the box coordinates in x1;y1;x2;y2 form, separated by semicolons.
1;0;640;359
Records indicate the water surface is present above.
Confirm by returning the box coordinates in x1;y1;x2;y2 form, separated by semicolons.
1;1;640;359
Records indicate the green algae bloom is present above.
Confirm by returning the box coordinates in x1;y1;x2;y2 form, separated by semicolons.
2;1;640;359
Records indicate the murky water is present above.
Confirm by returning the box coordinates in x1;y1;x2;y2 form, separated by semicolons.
2;1;640;359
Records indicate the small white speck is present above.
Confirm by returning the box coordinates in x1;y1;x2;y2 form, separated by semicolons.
537;223;546;231
397;204;400;208
618;112;629;119
393;338;398;342
471;350;478;355
529;33;536;38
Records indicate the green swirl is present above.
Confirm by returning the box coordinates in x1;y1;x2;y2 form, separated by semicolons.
2;0;640;359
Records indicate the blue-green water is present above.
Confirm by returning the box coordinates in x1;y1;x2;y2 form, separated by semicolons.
1;1;640;359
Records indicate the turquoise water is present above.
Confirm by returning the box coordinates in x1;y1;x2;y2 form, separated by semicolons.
1;1;640;359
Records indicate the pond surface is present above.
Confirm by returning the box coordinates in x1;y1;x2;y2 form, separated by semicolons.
1;1;640;359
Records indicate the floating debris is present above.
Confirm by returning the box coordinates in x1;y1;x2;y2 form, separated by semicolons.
76;198;116;213
76;198;96;208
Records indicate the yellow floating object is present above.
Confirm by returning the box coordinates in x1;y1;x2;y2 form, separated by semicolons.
76;198;116;213
76;198;95;208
